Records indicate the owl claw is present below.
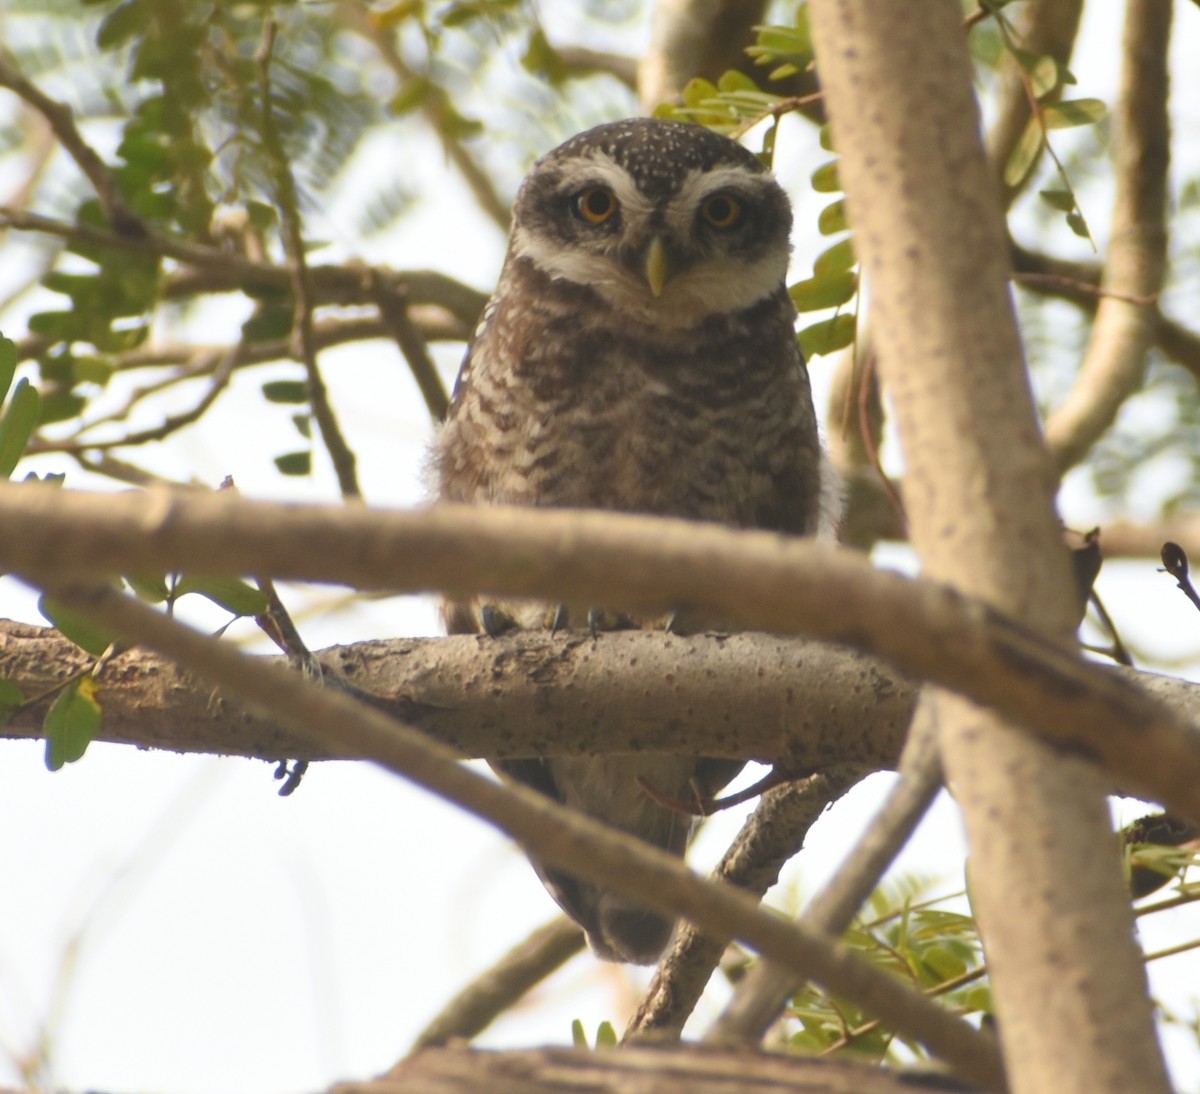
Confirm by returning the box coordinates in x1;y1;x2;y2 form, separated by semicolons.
635;774;711;817
635;767;795;818
550;603;569;634
480;603;517;637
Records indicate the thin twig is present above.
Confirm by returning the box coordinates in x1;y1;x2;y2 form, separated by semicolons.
256;20;360;498
366;268;450;422
0;207;488;329
0;52;144;236
624;769;866;1042
409;916;585;1051
708;703;944;1044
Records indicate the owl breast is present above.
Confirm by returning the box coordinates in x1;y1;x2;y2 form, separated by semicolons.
435;256;820;535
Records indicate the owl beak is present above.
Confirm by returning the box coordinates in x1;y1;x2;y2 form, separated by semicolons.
643;236;670;297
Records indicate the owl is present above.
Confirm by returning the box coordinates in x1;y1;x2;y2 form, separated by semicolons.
433;118;824;964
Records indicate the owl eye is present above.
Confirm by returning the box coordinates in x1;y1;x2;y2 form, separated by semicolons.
700;193;742;229
573;187;618;225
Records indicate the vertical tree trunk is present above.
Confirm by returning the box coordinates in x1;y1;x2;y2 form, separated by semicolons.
806;2;1170;1091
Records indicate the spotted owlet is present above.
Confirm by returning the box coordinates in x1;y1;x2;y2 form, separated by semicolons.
433;118;824;964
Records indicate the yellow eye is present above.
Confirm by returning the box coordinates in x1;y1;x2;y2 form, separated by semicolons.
574;187;618;225
701;193;742;229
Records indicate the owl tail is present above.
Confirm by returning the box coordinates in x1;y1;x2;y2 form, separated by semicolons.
540;864;677;965
497;754;743;964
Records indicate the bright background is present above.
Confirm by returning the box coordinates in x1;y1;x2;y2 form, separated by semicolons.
2;5;1199;1092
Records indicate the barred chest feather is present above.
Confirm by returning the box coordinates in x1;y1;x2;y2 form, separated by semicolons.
434;258;820;535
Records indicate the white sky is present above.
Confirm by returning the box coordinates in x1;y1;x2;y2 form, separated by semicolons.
2;5;1200;1092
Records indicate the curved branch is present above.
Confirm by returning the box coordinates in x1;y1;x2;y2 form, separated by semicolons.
1;488;1200;824
17;578;1005;1092
409;917;585;1051
0;622;914;766
638;0;767;110
624;769;867;1042
1041;0;1172;474
0;209;489;333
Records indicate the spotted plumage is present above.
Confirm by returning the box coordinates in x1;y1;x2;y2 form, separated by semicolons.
433;118;825;963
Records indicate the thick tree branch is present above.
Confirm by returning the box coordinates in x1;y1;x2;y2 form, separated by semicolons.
638;1;767;110
808;0;1170;1088
1;487;1199;824
13;578;1004;1092
0;623;915;767
4;619;1196;778
349;1044;980;1094
1041;0;1171;475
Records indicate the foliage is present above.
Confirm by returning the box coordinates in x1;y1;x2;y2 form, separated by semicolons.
0;0;1199;1086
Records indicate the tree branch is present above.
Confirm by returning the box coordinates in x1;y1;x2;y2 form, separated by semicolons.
0;208;489;331
808;0;1171;1087
709;700;944;1043
624;769;867;1042
409;916;585;1051
1;487;1199;824
347;1043;981;1094
0;622;916;767
12;577;1004;1092
1041;0;1171;475
0;51;144;236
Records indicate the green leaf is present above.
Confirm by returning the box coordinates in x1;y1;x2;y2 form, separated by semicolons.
717;69;759;94
44;677;102;771
812;238;857;276
595;1021;617;1048
292;413;312;439
96;0;146;50
275;450;312;477
0;378;40;478
818;123;836;153
242;307;295;343
789;271;858;312
570;1018;588;1049
810;160;840;193
817;199;848;236
40;595;121;656
0;677;23;727
390;76;432;117
798;314;857;358
174;576;268;616
1039;188;1076;212
1003;116;1044;188
1010;48;1059;99
38;389;87;426
681;77;719;108
126;574;171;603
1043;98;1107;129
0;334;16;402
1066;210;1090;239
262;380;309;405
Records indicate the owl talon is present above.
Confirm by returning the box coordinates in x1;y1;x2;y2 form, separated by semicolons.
550;603;569;634
635;774;711;818
480;604;517;637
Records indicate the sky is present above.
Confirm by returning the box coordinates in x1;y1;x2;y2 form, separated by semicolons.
2;4;1200;1092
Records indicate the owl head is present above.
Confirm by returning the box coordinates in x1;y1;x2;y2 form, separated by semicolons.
509;119;793;329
